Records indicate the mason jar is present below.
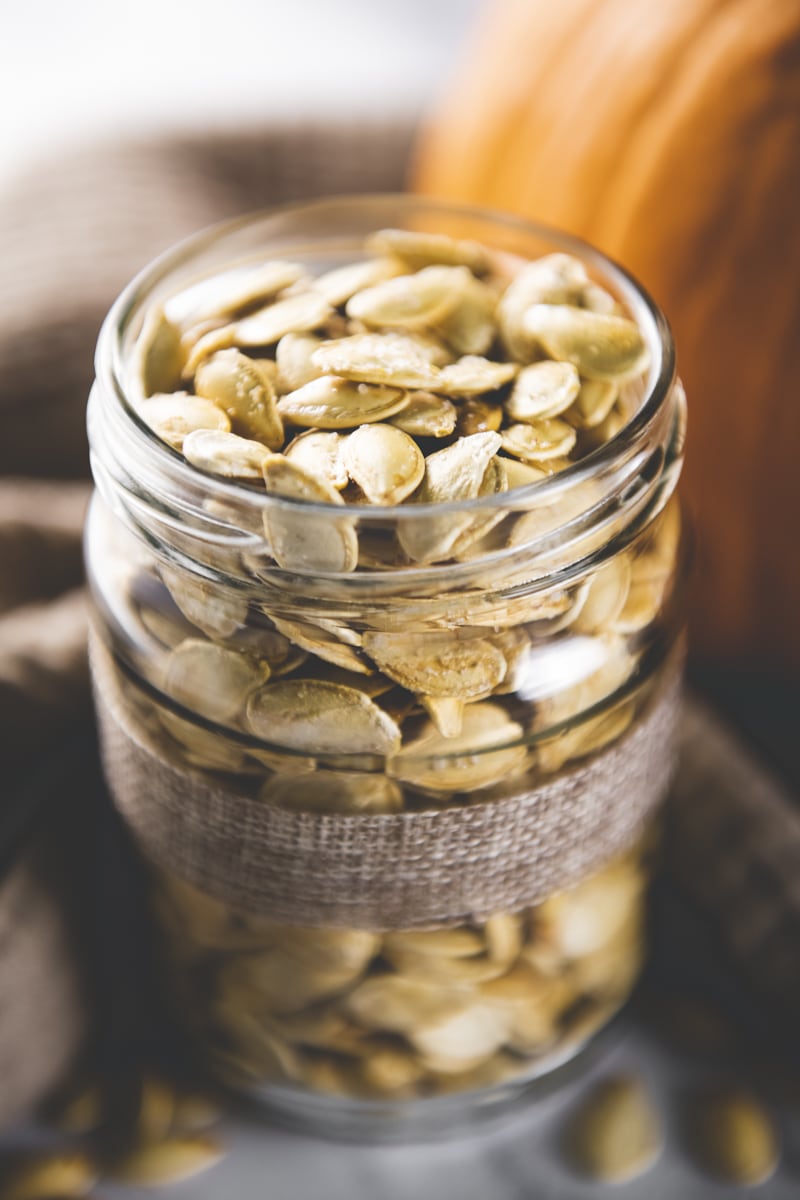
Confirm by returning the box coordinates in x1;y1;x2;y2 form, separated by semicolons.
85;196;688;1135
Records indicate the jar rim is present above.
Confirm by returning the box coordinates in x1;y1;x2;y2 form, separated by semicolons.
94;194;676;527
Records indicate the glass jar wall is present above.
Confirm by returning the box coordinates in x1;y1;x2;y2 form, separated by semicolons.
85;197;687;1132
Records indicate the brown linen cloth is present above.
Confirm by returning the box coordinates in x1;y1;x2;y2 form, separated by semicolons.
0;121;798;1104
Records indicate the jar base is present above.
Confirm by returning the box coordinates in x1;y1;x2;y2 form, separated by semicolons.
227;1014;624;1144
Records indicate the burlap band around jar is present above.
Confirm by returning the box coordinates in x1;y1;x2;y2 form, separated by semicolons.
91;632;681;931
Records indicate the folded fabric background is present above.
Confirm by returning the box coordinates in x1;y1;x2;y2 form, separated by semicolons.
0;120;413;776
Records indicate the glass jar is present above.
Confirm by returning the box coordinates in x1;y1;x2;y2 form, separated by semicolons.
85;196;687;1135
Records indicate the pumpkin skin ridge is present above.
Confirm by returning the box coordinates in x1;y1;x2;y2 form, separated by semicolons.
413;0;800;671
514;0;724;244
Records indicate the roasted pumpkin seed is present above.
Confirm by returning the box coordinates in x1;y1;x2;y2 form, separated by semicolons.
688;1086;779;1185
261;769;403;813
108;1135;225;1186
182;428;271;478
138;391;230;450
522;304;650;382
262;455;358;573
342;423;425;505
311;331;451;389
246;678;401;755
277;375;408;429
568;1075;662;1182
365;228;491;273
194;348;283;448
346;264;470;330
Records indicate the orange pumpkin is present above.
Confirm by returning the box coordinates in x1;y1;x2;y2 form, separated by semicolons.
414;0;800;674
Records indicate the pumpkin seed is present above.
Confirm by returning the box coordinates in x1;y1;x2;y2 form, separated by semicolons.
284;429;349;490
565;915;643;998
688;1086;779;1186
484;912;523;966
2;1152;98;1200
277;375;408;429
500;419;577;462
346;264;470;330
387;947;508;985
581;403;626;449
610;579;664;632
397;431;503;563
163;638;270;723
138;391;230;450
269;614;369;674
266;1010;367;1054
344;974;472;1035
506;360;581;422
568;1075;662;1182
234;289;333;346
342;423;425;505
362;630;506;699
389;701;527;792
479;963;565;1051
383;927;486;959
275;331;325;391
246;678;401;755
218;947;362;1015
194;348;283;448
262;454;358;573
388;389;457;437
535;859;642;958
183;292;332;376
498;253;589;360
572;556;632;632
298;1057;363;1096
171;260;305;325
261;769;403;813
136;304;185;396
361;1045;426;1094
437;272;497;355
160;565;248;638
581;281;619;314
365;227;491;273
456;395;503;436
501;456;549;489
311;331;451;389
421;694;465;737
158;707;249;771
568;378;618;429
313;256;405;306
433;355;517;397
410;1004;509;1073
522;304;650;381
108;1135;225;1186
182;428;271;479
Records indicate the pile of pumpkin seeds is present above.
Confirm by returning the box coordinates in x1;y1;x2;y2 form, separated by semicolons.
148;846;646;1100
134;228;654;579
1;1074;225;1197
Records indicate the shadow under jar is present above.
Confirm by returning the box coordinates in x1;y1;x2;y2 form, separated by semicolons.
85;196;688;1136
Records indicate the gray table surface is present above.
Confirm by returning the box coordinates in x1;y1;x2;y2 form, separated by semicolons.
7;1010;800;1200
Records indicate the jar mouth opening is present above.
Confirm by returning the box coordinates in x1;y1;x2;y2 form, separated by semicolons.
95;194;676;526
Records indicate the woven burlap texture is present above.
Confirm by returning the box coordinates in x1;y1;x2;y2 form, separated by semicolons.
93;632;680;930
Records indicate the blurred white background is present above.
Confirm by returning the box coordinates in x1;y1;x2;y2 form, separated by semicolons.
0;0;483;187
